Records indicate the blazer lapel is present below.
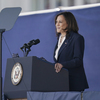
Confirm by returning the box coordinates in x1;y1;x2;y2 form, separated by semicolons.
54;31;73;61
58;39;68;56
53;41;58;62
58;33;73;58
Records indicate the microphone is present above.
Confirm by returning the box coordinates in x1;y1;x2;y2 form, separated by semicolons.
27;39;40;47
20;39;40;51
20;39;40;56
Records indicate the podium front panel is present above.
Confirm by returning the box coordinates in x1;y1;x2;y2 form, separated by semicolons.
31;57;69;91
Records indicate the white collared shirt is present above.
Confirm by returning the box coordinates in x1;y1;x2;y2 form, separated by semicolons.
55;35;66;60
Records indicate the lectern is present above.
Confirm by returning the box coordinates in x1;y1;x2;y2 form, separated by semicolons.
4;56;69;99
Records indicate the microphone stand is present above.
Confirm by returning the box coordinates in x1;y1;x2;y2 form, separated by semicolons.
21;46;31;57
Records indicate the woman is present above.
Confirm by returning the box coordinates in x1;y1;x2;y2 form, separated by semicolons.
54;12;89;91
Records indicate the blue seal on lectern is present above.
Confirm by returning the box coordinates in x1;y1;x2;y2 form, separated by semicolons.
11;62;23;85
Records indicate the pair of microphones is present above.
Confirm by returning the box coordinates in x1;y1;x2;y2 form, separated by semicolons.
20;39;40;52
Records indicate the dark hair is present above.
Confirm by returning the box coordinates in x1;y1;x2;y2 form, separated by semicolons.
55;12;79;38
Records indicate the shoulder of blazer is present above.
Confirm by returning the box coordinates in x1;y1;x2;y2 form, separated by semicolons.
69;31;84;41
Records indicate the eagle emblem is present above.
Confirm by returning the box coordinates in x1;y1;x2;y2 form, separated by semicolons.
11;62;23;85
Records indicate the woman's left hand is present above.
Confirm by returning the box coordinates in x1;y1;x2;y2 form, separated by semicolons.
55;63;63;73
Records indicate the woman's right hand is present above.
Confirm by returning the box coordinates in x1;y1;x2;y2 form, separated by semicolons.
55;63;63;73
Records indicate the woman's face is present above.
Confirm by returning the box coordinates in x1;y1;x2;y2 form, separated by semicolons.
56;15;68;34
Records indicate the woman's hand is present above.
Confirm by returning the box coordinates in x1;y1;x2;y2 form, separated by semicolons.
55;63;63;73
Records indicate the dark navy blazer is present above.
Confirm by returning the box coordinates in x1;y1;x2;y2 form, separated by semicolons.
54;31;89;91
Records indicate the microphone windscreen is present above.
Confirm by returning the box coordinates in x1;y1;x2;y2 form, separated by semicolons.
35;39;40;44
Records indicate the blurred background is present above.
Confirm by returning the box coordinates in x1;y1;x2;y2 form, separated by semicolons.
0;0;100;12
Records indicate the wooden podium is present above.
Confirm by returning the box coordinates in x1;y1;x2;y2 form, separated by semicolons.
4;56;69;99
